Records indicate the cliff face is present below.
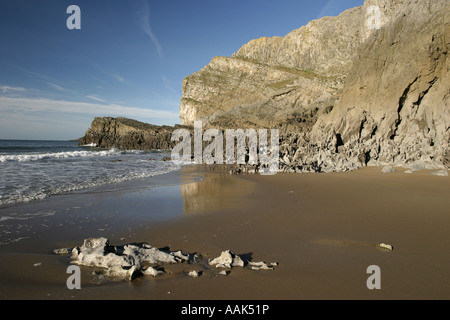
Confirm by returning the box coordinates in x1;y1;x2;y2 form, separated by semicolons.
180;0;449;172
179;5;364;129
79;117;185;150
310;0;449;171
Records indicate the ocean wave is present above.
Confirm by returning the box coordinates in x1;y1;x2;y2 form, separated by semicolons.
81;143;98;147
0;163;182;208
0;211;56;222
0;148;121;162
0;140;183;209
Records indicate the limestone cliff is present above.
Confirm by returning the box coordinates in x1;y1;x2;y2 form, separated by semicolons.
179;5;364;129
79;117;188;150
180;0;449;172
310;0;450;171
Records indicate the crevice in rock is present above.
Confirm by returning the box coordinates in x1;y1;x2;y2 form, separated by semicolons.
358;119;365;140
364;151;371;166
335;133;344;153
272;89;295;99
390;77;419;140
324;106;334;114
370;126;378;139
413;77;438;107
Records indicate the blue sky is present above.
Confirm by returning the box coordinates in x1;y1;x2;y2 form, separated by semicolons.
0;0;364;140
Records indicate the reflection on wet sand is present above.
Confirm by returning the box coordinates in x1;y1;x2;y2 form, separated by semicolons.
181;169;254;214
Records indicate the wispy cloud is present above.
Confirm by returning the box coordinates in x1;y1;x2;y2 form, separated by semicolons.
136;0;163;61
0;85;39;98
162;76;178;94
47;82;72;93
13;65;72;93
15;65;52;81
0;96;180;139
93;65;129;85
0;86;27;94
111;73;128;84
86;95;106;103
0;96;179;122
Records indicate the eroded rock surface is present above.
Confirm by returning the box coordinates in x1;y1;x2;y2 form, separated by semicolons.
68;237;189;280
56;238;277;281
78;117;190;151
180;0;449;173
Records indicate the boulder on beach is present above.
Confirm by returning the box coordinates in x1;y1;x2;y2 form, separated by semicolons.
64;237;189;280
208;250;245;269
382;166;396;173
55;238;278;281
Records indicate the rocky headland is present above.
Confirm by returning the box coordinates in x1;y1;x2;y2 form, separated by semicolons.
78;116;190;151
80;0;449;174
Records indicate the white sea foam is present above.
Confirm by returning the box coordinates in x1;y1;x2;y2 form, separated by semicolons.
0;148;120;162
0;211;56;222
0;163;181;207
0;141;184;208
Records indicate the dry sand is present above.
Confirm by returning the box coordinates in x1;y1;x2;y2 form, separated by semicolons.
0;165;448;300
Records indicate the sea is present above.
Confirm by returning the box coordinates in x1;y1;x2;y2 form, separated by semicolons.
0;139;183;209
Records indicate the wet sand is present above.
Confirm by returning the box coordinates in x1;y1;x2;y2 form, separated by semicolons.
0;165;449;300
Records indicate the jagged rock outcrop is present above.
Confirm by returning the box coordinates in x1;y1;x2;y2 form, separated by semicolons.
55;238;277;281
179;5;365;129
310;0;450;172
79;117;190;150
179;0;449;173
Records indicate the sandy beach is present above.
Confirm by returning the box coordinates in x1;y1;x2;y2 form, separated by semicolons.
0;165;449;300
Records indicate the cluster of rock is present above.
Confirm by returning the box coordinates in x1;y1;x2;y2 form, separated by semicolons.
209;250;277;271
180;0;449;174
55;238;277;281
57;237;190;280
